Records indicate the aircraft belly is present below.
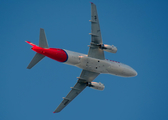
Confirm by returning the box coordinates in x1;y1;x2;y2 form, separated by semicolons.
64;50;125;76
77;57;110;73
63;50;108;73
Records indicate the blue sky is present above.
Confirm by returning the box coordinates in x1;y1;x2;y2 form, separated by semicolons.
1;0;168;120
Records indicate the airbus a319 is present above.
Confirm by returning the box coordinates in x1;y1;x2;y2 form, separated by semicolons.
26;3;137;113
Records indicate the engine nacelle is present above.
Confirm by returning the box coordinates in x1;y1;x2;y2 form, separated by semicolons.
87;82;105;91
100;44;117;53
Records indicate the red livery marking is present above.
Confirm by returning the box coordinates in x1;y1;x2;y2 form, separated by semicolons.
31;46;68;62
25;41;37;47
25;41;30;43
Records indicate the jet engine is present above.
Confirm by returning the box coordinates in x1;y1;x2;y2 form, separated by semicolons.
100;44;117;53
87;82;105;91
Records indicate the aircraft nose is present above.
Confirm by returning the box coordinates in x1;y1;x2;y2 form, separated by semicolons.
131;69;138;77
122;66;138;77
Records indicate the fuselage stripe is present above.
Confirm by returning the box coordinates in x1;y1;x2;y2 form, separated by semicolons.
62;49;68;62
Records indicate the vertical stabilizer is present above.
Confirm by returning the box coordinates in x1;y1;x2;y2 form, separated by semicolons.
39;28;49;48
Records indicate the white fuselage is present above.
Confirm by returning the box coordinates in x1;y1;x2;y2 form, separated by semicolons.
64;50;137;77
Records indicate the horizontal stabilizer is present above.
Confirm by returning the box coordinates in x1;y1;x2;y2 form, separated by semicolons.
27;53;45;69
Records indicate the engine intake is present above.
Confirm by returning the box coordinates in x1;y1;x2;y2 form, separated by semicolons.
87;82;105;91
100;44;117;53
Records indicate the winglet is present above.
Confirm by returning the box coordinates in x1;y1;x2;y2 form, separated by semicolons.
90;2;93;4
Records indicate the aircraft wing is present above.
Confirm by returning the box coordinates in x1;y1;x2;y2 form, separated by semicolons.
53;70;99;113
88;3;105;60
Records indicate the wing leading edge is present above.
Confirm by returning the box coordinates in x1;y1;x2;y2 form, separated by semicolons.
53;70;99;113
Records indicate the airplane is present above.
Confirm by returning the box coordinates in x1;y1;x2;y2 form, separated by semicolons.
26;2;137;113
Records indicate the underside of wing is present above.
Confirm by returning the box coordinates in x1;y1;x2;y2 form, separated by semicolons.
53;81;86;113
88;3;105;60
53;70;99;113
